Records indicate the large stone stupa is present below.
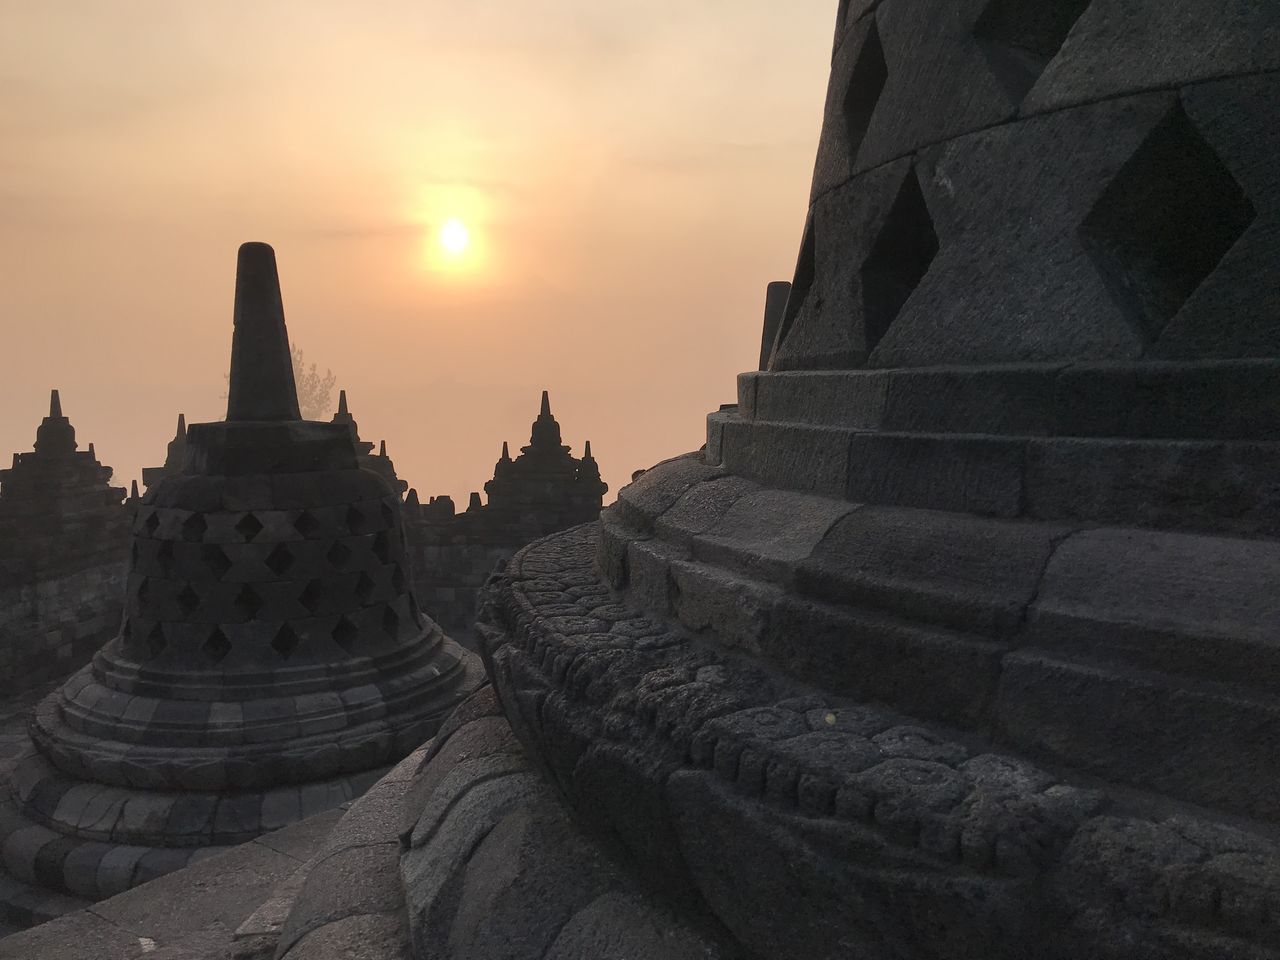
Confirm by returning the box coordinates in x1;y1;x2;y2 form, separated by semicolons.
388;3;1280;959
0;243;481;908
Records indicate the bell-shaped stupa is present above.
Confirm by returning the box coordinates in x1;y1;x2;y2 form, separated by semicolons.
1;242;480;906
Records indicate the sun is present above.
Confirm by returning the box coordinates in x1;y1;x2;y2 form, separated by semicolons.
439;218;470;255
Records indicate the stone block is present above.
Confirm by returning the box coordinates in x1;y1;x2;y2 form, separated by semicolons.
996;651;1280;821
1024;0;1280;115
1024;438;1280;536
846;432;1025;518
720;420;851;498
763;595;1004;729
692;488;857;584
798;506;1071;635
1023;527;1280;687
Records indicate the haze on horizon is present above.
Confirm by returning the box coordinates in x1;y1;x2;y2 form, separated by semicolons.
0;1;834;503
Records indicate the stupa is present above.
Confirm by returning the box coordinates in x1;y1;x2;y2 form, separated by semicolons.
0;243;480;907
391;3;1280;958
0;393;129;693
331;390;409;499
482;390;607;533
140;413;187;492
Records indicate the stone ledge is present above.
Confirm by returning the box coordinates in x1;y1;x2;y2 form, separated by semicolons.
477;523;1280;960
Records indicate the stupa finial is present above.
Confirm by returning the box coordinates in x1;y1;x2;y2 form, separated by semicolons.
338;389;349;416
225;242;301;422
49;389;62;418
540;390;551;417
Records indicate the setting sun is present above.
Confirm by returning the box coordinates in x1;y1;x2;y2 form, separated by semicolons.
439;218;470;255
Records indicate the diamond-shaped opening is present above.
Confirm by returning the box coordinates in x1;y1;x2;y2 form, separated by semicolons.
355;572;377;604
859;167;938;356
298;579;326;614
156;541;175;575
146;624;168;659
382;605;400;638
202;544;233;581
974;0;1092;103
327;541;353;569
272;623;302;660
1080;101;1255;344
843;19;888;163
234;584;263;620
202;627;232;664
182;513;207;542
177;585;202;617
235;512;264;542
390;565;407;594
372;531;391;564
142;511;161;537
294;510;321;538
346;505;367;534
771;217;817;363
265;543;295;577
332;615;359;652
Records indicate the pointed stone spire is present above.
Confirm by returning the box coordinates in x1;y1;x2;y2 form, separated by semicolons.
176;413;186;436
379;439;387;457
468;491;484;512
584;440;593;459
528;389;565;452
405;488;421;511
225;242;301;422
34;388;77;455
131;479;140;499
88;442;96;460
338;389;349;416
501;441;511;461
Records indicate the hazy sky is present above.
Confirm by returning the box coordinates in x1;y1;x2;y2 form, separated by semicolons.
0;1;834;503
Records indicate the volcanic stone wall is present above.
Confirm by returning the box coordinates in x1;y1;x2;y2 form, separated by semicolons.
0;561;126;696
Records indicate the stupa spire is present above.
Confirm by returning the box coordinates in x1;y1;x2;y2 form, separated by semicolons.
501;441;511;461
338;389;349;416
540;390;551;417
225;242;301;422
49;389;62;418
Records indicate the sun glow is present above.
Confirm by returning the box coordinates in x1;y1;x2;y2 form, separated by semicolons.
411;183;490;277
439;218;470;254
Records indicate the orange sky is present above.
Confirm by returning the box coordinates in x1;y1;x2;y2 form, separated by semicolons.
0;1;833;504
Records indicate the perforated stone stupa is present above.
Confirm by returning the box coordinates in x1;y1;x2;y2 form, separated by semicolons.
0;242;480;910
395;2;1280;959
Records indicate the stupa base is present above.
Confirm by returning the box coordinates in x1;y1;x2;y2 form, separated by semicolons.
469;518;1280;960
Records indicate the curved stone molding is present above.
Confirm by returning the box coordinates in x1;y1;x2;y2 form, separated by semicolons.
393;686;733;960
477;524;1280;960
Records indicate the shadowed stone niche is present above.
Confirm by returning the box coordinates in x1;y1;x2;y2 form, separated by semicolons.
389;2;1280;959
0;243;481;916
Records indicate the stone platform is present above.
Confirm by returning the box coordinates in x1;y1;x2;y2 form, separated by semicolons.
474;515;1280;960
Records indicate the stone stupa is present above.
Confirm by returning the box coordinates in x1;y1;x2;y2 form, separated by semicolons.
389;3;1280;959
0;242;480;909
